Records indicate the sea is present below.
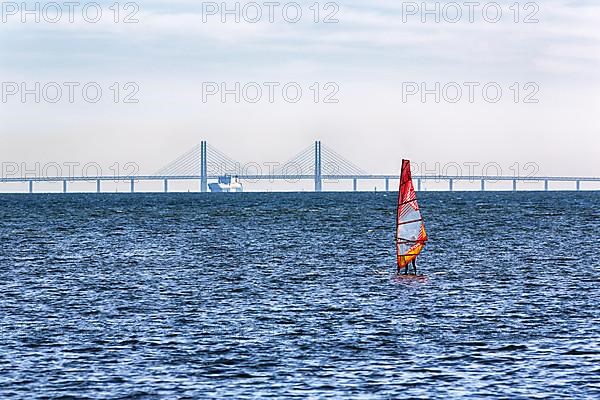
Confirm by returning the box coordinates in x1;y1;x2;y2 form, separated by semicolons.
1;192;599;399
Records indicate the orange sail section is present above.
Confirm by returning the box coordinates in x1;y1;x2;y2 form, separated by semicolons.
396;159;428;268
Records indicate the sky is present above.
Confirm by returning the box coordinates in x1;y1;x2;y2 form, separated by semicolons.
1;0;599;189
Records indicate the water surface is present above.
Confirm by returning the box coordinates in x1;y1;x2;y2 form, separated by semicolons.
1;192;599;398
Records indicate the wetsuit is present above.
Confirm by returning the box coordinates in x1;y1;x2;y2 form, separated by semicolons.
396;259;418;275
403;259;417;275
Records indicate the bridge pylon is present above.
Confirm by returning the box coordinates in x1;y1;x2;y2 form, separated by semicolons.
200;141;208;193
314;141;322;192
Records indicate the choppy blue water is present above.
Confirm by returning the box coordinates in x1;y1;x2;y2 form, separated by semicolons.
1;192;599;399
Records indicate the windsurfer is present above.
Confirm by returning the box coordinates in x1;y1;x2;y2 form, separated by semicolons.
395;159;428;277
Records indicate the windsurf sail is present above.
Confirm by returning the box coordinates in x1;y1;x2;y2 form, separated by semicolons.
396;159;428;269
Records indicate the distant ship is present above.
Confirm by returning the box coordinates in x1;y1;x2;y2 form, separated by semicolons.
209;176;243;193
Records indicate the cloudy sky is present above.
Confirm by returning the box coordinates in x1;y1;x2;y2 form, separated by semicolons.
1;0;599;187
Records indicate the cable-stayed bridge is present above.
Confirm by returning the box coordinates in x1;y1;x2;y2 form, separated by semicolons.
1;141;599;193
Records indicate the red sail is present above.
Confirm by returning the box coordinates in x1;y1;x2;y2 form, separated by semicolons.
396;160;428;268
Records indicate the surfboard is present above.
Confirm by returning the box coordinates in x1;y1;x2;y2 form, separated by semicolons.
395;159;428;274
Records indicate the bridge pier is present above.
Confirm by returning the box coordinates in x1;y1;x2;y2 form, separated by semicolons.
353;178;358;192
164;179;169;193
449;178;453;192
544;180;549;191
385;178;389;192
513;179;517;192
130;179;135;193
28;180;33;194
200;141;208;193
96;180;101;193
417;179;421;192
576;180;581;191
63;180;67;193
481;179;485;191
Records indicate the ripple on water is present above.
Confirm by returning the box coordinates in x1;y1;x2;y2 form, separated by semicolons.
0;192;599;398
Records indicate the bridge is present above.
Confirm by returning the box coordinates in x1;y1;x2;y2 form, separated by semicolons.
1;141;599;193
